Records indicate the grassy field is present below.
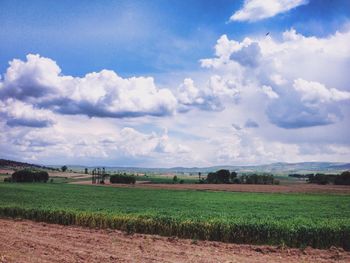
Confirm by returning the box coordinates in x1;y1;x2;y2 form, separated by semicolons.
0;183;349;249
136;174;199;184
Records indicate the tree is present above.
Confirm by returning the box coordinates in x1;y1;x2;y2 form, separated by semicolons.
173;175;178;183
335;171;350;185
216;169;230;183
84;168;88;174
61;165;68;172
207;169;231;184
230;171;237;182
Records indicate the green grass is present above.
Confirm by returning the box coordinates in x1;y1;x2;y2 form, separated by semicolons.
0;183;349;249
136;175;199;184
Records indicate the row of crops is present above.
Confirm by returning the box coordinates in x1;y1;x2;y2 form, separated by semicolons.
0;206;349;249
0;183;349;250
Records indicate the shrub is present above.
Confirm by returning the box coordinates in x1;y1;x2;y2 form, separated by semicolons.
110;174;136;184
11;169;49;183
3;177;12;183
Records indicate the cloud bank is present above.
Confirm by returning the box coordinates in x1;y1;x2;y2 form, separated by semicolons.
1;26;349;166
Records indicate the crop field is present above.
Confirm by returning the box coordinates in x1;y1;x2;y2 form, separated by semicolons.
0;183;349;250
136;174;199;184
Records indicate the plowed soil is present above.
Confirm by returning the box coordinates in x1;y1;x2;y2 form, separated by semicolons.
0;219;349;263
72;180;350;194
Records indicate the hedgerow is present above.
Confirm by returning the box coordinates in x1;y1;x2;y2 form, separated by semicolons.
110;174;136;184
11;169;49;183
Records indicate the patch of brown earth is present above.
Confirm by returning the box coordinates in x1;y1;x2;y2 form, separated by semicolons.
48;172;89;178
71;180;350;194
0;219;348;263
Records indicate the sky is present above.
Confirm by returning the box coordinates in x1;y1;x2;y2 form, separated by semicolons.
0;0;350;167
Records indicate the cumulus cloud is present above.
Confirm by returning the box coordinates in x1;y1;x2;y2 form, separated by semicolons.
200;27;350;129
1;25;350;166
0;117;192;166
293;78;350;104
230;42;261;67
230;0;308;22
177;75;239;112
0;99;55;128
0;54;177;120
266;99;338;129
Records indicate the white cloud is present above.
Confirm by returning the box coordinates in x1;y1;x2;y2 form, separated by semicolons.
230;0;308;22
200;27;350;129
1;26;350;166
262;85;279;99
177;78;204;106
0;98;55;128
177;75;239;112
0;54;178;119
293;78;350;104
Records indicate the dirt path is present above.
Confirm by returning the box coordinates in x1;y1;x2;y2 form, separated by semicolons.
71;180;350;194
0;219;348;263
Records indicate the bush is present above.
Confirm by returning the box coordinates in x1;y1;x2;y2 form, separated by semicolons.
3;177;12;183
11;169;49;183
110;174;136;184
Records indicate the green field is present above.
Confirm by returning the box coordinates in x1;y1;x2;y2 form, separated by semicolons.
136;174;199;184
0;183;349;249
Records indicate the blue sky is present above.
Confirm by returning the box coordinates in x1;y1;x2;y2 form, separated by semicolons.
0;0;350;166
1;0;349;76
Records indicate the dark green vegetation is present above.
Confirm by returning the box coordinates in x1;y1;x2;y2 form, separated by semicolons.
205;169;278;185
4;169;49;183
110;174;136;184
0;183;349;250
206;169;237;183
289;171;350;185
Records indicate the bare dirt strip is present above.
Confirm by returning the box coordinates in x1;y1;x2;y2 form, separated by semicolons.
71;181;350;194
0;219;348;263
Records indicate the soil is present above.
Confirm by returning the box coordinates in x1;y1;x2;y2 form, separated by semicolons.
72;180;350;194
0;219;348;263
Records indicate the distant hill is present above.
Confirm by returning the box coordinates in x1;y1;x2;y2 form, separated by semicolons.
1;159;349;174
59;162;350;175
0;159;57;171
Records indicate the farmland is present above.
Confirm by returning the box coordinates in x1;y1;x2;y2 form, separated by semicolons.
0;183;349;250
1;219;349;263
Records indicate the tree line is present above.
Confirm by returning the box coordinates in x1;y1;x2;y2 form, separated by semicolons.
289;171;350;185
202;169;279;185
